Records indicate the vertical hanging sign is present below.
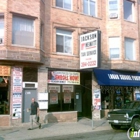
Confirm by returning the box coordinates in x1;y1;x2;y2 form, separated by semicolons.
93;89;101;110
12;67;23;119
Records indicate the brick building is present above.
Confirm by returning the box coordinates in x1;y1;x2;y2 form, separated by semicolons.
0;0;140;126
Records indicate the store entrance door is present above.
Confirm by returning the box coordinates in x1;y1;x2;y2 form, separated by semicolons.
22;88;37;123
74;90;82;116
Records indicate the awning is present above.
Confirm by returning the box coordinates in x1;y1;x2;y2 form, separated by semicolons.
93;69;140;86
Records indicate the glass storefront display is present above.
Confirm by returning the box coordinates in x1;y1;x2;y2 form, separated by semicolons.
0;76;10;115
48;85;74;112
101;86;134;109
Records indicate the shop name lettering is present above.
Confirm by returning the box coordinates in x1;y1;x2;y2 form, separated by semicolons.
55;75;79;81
81;33;97;42
108;74;140;81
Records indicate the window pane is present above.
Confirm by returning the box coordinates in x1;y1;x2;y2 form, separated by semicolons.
109;37;120;59
12;16;34;46
124;0;132;21
64;36;72;54
90;0;95;16
56;35;64;52
125;38;134;60
64;0;71;10
56;0;63;8
110;48;119;58
56;29;72;54
83;0;88;14
109;0;118;11
56;29;72;35
0;17;4;44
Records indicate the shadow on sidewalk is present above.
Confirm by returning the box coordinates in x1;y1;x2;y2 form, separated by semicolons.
41;113;58;129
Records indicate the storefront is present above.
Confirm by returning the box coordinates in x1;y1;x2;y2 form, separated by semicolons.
93;68;140;118
0;65;11;126
47;70;81;122
0;65;39;126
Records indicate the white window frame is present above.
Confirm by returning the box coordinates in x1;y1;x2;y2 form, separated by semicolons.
56;29;73;55
124;37;135;61
123;0;134;22
55;0;72;11
0;16;4;45
12;16;35;47
83;0;97;17
108;0;119;19
109;37;120;59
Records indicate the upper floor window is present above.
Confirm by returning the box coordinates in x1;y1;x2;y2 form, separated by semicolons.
12;16;34;46
56;0;72;10
109;37;120;59
108;0;118;19
56;29;72;54
83;0;96;17
124;0;134;22
0;16;4;44
125;38;135;61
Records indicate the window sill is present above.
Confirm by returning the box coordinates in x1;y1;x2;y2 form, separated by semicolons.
79;13;102;20
12;44;35;48
52;6;78;13
124;19;136;24
52;52;79;57
109;58;121;60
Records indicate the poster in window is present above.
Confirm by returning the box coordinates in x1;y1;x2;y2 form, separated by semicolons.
135;93;140;101
50;90;58;104
64;90;71;103
134;89;140;101
62;85;73;92
48;85;60;93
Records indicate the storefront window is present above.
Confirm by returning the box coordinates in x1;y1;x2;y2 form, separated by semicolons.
48;85;74;112
101;86;133;109
0;76;10;115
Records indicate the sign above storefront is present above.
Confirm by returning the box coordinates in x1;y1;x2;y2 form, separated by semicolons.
48;71;80;85
94;69;140;86
0;66;11;76
80;30;101;69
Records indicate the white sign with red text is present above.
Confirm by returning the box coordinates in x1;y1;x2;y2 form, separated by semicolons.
80;31;99;69
12;67;22;119
48;71;80;85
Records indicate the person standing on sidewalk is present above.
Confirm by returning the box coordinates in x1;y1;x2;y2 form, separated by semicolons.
28;98;41;130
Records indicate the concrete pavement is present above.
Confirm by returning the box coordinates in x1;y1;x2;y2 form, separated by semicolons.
0;118;111;140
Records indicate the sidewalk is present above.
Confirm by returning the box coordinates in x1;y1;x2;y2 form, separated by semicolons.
0;118;111;140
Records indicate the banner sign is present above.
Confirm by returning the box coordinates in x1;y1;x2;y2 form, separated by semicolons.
80;31;99;69
48;71;80;85
12;67;22;119
93;89;101;110
0;66;11;76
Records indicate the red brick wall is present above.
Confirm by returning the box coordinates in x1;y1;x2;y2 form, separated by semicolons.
0;116;10;126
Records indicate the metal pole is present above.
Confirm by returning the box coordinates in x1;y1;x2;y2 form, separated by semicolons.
92;111;94;129
91;106;94;129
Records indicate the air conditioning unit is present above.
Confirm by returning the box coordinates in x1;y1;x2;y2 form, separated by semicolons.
0;38;3;44
109;13;118;19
